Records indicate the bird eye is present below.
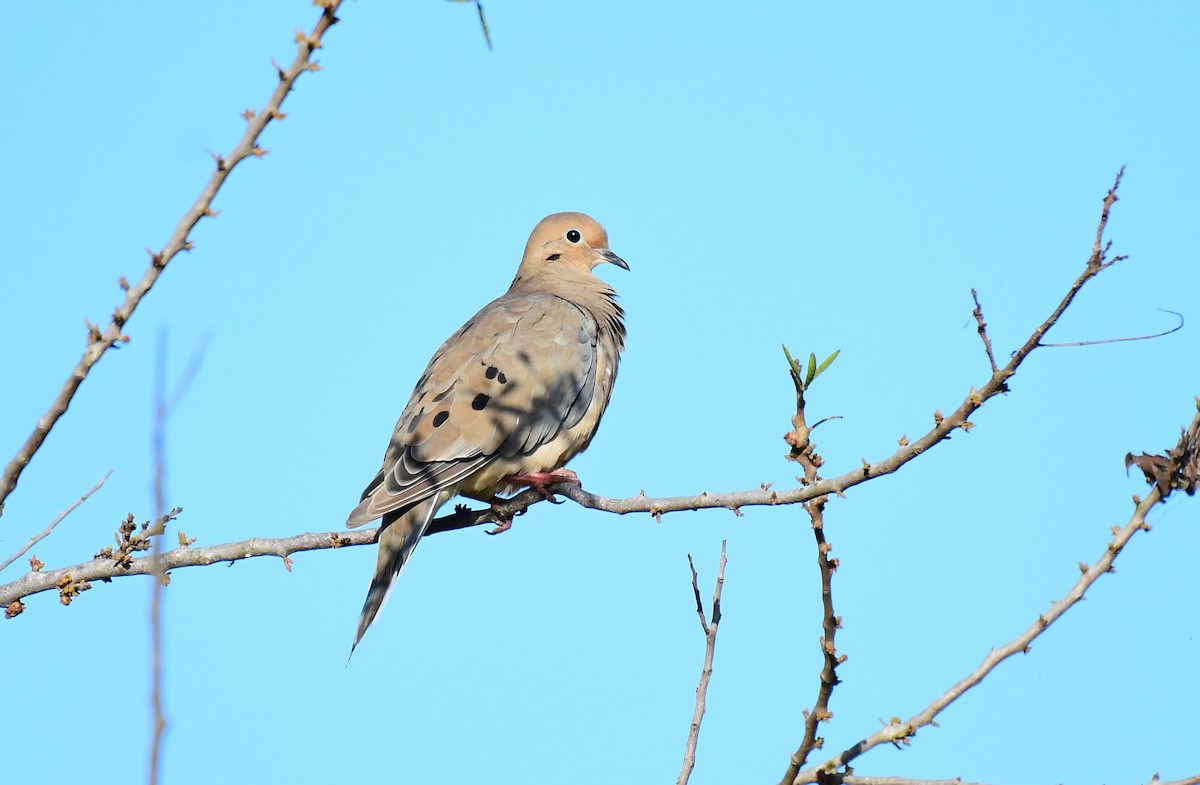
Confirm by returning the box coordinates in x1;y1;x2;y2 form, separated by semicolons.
566;229;582;243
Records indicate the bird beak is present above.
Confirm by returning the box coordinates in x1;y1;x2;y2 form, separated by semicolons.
597;248;630;271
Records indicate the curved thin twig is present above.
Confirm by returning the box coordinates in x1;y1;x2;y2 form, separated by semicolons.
1040;307;1183;348
0;1;344;521
0;470;113;574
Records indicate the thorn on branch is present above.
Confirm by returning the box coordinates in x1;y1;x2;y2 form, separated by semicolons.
271;59;287;81
295;31;323;50
84;319;103;345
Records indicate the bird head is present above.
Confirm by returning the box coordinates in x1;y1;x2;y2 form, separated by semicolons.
516;212;629;282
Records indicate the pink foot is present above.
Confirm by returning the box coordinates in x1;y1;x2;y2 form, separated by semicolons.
487;470;582;535
486;517;513;536
506;468;581;488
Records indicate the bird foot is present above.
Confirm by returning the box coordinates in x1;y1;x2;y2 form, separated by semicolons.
507;468;581;489
486;469;581;534
486;517;513;536
508;468;581;505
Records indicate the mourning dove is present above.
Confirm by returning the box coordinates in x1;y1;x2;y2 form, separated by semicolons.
346;212;628;651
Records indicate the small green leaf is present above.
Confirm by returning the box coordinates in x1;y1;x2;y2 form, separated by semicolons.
815;349;841;378
782;344;804;390
782;344;799;374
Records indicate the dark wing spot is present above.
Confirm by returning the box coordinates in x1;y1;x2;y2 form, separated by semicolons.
471;393;490;411
546;253;561;261
497;372;507;385
485;366;498;380
432;411;449;427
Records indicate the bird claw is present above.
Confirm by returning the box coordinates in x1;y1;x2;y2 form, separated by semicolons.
485;518;513;536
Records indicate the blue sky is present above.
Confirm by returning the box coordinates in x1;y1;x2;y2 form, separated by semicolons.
3;3;1198;784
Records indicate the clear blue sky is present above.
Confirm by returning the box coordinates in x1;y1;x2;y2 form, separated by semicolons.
3;3;1197;784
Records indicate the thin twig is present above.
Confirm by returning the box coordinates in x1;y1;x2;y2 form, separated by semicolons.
793;403;1200;783
0;0;344;521
1040;308;1183;347
146;330;207;785
0;470;113;574
677;541;727;785
148;332;168;785
970;288;998;373
686;554;707;635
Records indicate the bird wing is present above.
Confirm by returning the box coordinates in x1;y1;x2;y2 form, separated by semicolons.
346;291;599;526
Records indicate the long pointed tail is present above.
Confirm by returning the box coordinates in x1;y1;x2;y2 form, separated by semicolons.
350;494;441;655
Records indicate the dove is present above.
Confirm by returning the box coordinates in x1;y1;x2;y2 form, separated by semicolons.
346;212;628;651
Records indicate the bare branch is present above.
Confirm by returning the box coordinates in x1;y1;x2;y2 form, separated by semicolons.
0;497;538;607
776;336;847;783
793;402;1200;783
677;541;727;785
779;500;842;783
0;0;344;521
0;470;112;575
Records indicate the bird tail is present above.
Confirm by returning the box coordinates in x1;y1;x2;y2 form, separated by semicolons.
350;493;442;655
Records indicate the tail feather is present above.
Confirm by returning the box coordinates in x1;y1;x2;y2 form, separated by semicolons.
350;493;444;655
